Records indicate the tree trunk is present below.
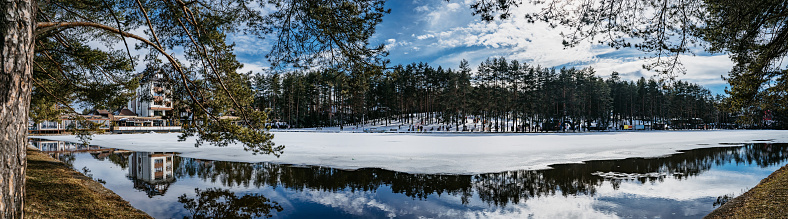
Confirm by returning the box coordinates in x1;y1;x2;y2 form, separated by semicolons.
1;0;35;217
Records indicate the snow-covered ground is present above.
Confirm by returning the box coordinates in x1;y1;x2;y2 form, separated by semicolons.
283;116;664;133
35;130;788;174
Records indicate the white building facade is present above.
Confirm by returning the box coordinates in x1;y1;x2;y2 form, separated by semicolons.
128;73;173;117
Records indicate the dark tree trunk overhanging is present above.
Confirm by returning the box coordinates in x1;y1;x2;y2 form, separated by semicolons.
0;0;35;217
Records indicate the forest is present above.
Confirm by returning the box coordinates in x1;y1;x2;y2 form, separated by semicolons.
252;57;734;132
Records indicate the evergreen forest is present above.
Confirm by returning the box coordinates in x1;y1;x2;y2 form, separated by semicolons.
253;58;735;132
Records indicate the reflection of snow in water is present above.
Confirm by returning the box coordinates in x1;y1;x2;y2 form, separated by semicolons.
592;171;673;180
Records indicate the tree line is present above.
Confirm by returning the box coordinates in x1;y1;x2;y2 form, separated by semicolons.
252;57;730;131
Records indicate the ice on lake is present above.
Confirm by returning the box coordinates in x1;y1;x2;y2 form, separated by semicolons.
37;130;788;174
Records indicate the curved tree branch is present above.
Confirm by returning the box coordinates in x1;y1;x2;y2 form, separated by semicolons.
35;21;221;123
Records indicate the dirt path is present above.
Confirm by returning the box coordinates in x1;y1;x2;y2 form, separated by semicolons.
24;148;151;219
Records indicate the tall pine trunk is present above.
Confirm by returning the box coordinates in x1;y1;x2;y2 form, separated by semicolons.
1;0;35;217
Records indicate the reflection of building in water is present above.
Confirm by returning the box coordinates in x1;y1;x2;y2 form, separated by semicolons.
129;152;176;197
30;140;86;152
31;140;65;151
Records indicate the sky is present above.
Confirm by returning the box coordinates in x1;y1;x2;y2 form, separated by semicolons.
230;0;734;95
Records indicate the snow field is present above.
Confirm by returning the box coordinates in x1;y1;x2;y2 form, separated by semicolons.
36;130;788;174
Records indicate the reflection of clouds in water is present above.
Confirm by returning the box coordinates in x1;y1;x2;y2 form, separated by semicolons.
288;187;620;219
289;189;399;218
281;168;761;219
597;169;763;201
586;168;777;218
465;196;619;219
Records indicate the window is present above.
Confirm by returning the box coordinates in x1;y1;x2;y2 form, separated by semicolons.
155;159;163;164
155;167;163;172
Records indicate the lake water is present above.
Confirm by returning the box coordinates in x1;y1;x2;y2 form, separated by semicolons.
29;139;788;218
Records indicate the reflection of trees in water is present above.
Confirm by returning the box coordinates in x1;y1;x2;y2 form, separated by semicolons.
130;178;174;198
168;144;788;207
90;152;131;169
474;168;603;206
178;188;282;219
54;153;76;168
173;160;475;202
175;158;257;188
474;144;788;206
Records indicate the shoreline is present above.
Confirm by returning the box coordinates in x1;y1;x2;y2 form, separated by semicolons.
705;163;788;218
24;147;152;218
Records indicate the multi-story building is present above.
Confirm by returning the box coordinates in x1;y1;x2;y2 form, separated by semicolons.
128;73;173;118
29;73;182;135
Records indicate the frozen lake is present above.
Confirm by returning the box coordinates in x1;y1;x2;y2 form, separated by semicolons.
29;137;788;218
37;130;788;174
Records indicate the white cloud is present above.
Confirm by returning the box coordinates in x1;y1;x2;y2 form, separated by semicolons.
416;34;435;40
237;62;268;74
446;3;462;11
400;2;598;67
589;54;732;88
414;5;430;13
384;1;733;91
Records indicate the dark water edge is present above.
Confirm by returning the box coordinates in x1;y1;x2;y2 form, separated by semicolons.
29;139;788;219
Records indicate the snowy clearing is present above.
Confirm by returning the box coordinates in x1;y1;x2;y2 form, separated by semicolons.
35;130;788;174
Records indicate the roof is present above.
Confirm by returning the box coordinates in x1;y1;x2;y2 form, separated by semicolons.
118;109;137;116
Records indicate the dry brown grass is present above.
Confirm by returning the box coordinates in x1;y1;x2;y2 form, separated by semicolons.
24;149;152;219
705;164;788;218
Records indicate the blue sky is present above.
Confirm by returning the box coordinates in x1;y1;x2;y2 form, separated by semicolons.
230;0;733;95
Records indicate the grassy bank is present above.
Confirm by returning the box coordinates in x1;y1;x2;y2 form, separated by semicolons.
706;164;788;218
24;148;151;219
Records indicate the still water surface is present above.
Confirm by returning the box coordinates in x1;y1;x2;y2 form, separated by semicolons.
29;139;788;218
